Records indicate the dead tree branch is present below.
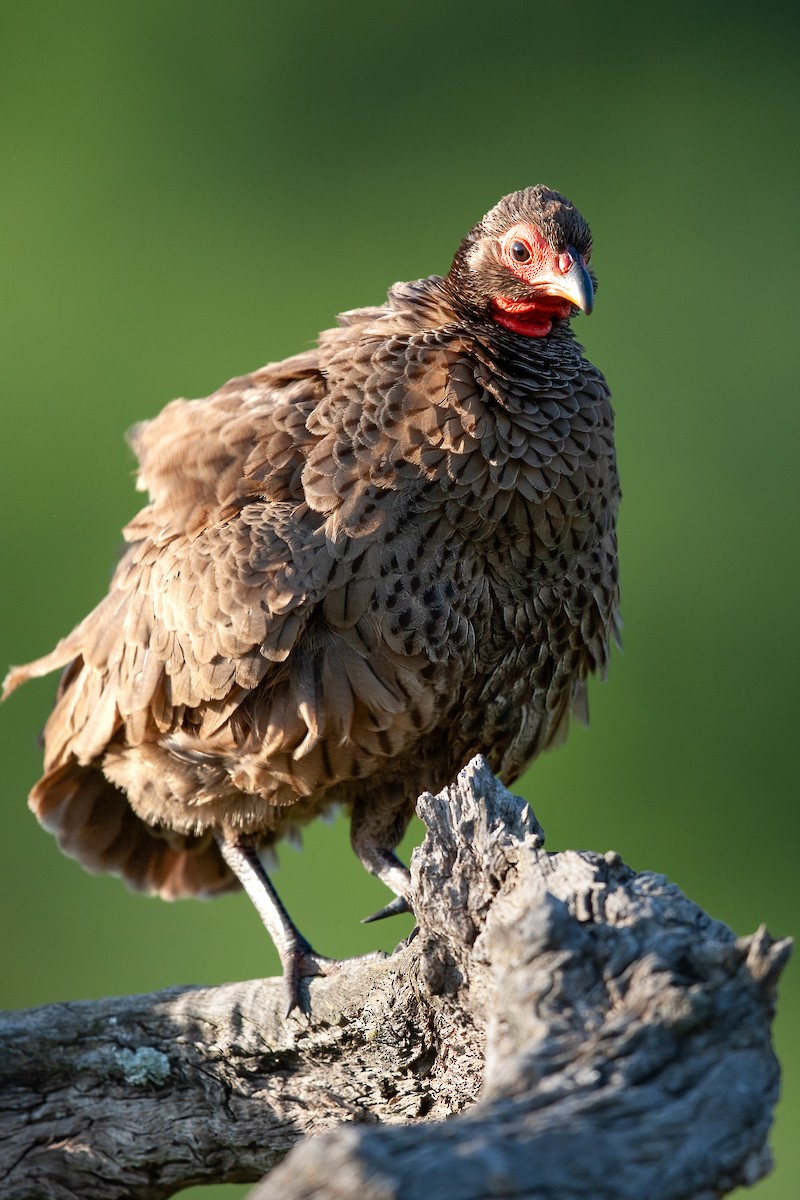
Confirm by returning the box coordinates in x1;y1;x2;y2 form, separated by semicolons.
0;757;790;1200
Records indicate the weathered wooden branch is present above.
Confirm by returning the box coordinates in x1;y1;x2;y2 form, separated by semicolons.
0;757;790;1200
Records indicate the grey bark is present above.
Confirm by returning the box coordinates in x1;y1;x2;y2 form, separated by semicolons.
0;757;791;1200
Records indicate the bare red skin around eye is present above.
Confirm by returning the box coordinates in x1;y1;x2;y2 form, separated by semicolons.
497;222;550;280
490;221;570;339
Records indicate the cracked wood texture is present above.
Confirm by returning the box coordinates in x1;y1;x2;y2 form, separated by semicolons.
0;757;790;1200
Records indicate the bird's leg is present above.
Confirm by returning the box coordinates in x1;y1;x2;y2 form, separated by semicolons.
350;793;414;925
214;833;340;1016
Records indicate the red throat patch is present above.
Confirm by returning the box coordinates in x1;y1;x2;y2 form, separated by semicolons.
490;295;572;339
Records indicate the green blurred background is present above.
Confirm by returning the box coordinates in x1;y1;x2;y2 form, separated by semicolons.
1;2;797;1196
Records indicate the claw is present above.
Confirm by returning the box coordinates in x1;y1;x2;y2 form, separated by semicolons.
283;940;339;1018
361;895;412;924
283;944;387;1016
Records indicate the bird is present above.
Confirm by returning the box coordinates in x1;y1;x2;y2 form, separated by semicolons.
4;186;620;1013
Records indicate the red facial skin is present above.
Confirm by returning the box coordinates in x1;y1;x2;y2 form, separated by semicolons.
490;222;588;339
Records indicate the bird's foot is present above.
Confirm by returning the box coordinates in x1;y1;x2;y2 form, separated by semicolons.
282;937;337;1017
282;936;385;1018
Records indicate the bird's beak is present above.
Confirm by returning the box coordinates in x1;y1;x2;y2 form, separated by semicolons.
544;247;594;315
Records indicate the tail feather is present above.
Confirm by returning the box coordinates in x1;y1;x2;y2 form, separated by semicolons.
29;761;237;900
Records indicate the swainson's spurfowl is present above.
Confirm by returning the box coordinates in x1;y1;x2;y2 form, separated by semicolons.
5;186;620;1012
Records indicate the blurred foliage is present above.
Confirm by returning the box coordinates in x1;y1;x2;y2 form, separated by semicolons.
1;3;797;1198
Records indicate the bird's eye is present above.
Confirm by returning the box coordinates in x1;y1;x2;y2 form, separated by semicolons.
510;240;532;263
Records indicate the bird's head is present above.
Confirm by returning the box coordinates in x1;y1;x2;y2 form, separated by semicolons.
447;186;595;339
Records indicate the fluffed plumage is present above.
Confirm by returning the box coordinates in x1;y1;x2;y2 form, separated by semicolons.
5;186;620;1007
